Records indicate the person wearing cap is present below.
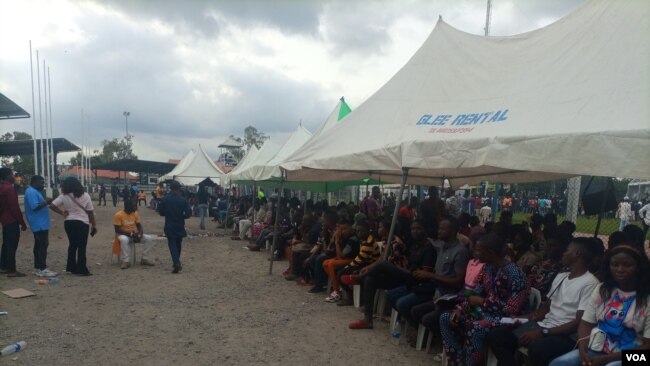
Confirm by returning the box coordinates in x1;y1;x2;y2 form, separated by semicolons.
158;180;191;274
616;197;634;231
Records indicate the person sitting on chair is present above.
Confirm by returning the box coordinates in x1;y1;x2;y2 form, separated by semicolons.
486;237;599;366
113;199;155;269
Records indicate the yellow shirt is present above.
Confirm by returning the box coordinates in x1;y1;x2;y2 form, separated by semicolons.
113;210;140;234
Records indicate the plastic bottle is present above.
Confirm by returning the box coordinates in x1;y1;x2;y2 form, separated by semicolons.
35;277;60;285
0;341;26;356
390;320;401;345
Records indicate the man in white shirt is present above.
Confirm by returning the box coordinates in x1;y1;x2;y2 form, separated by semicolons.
637;200;649;238
616;196;634;231
486;237;599;366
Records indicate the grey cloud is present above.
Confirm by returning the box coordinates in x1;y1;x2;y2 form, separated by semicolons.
81;0;325;38
214;64;331;136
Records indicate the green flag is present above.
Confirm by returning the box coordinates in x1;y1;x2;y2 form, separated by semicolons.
337;97;352;121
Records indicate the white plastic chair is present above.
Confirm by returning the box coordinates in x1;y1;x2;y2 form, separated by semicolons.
353;284;361;308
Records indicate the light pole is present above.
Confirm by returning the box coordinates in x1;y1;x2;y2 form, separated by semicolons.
123;111;130;138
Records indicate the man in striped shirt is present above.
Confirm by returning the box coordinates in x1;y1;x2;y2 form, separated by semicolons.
337;221;380;305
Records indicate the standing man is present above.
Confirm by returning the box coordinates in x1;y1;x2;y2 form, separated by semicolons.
98;183;107;206
23;175;57;277
0;168;28;277
616;196;634;231
420;186;446;238
110;181;119;207
361;186;381;232
158;181;191;274
639;200;650;238
197;186;209;230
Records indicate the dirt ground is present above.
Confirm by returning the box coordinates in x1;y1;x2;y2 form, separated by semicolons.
0;202;437;365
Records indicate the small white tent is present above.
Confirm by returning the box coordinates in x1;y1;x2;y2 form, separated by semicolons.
228;141;282;184
159;145;225;186
282;0;650;186
223;145;259;186
252;124;313;182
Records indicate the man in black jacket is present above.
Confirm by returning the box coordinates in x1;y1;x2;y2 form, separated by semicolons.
158;181;191;273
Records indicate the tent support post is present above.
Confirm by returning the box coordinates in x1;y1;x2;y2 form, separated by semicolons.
594;178;612;237
269;177;285;275
223;187;231;233
383;168;409;260
252;184;257;222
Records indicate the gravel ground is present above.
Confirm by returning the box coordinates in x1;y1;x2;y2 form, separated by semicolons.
0;203;438;365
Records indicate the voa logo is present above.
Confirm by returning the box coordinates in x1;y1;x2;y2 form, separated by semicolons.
625;354;646;362
623;350;649;365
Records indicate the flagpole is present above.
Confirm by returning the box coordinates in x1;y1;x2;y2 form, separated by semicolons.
87;114;92;191
36;50;45;176
80;109;85;186
48;66;55;190
29;41;38;175
484;0;492;36
43;59;51;192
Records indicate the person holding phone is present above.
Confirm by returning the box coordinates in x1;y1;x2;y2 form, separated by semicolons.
50;177;97;276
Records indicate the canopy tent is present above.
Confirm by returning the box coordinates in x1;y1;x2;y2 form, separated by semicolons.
228;98;379;191
92;159;176;175
252;124;313;182
223;145;259;186
282;0;650;187
0;93;30;119
158;145;225;186
0;138;79;156
227;140;282;184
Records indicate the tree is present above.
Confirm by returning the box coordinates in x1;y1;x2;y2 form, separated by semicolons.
0;131;36;174
98;136;137;162
242;126;268;149
69;136;137;165
223;126;268;163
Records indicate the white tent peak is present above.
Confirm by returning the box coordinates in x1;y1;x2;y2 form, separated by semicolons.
159;145;225;185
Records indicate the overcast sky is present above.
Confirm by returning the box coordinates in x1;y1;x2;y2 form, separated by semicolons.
0;0;584;164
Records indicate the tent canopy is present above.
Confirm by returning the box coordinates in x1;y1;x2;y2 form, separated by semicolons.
0;138;80;156
0;93;30;119
158;145;225;185
251;124;313;182
227;140;281;184
282;0;650;187
223;145;259;186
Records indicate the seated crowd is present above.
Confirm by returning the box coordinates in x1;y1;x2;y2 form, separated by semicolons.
225;186;649;366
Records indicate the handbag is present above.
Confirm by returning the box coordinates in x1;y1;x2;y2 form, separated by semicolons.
588;327;606;352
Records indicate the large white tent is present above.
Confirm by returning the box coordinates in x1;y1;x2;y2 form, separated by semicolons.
282;0;650;186
159;145;225;186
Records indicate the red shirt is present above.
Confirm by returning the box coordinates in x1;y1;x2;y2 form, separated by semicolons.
0;182;26;226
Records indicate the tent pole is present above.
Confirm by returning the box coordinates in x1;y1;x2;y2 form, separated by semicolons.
269;176;285;275
252;184;257;222
223;187;231;233
594;178;612;237
383;168;409;260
